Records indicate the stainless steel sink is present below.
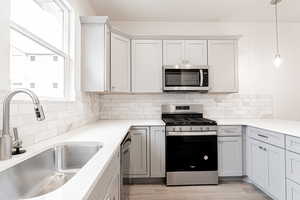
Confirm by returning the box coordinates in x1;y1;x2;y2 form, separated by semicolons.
0;142;102;199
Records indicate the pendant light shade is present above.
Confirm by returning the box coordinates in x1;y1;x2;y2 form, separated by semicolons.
271;0;283;68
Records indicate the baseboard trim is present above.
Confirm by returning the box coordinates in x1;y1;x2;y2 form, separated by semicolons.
129;178;165;184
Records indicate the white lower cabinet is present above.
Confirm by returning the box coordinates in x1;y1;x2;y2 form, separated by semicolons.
287;179;300;200
150;126;166;177
248;137;285;200
286;150;300;185
104;174;120;200
268;144;286;200
218;136;243;176
129;126;166;178
129;127;150;177
87;149;120;200
249;138;268;189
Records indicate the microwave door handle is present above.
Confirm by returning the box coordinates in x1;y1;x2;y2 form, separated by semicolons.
200;70;204;86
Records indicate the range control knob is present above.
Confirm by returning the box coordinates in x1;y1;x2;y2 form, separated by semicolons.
204;155;209;160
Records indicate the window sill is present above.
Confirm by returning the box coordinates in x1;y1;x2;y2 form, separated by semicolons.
11;96;76;104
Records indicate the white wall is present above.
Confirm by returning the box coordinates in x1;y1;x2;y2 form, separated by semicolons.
0;0;100;147
0;0;10;90
112;21;300;120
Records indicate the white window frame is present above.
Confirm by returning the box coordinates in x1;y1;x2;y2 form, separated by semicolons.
10;0;73;100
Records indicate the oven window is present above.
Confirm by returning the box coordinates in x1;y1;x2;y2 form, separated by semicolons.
165;69;200;87
166;136;218;171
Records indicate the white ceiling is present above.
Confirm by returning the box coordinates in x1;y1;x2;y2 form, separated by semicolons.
89;0;300;22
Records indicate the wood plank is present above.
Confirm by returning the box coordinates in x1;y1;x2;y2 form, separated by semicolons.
129;182;270;200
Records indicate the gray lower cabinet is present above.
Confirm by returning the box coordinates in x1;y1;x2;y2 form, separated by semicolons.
150;126;166;177
217;126;243;177
218;136;243;177
129;126;166;178
129;127;150;177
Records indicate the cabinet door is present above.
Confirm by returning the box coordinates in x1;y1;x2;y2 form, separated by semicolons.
286;151;300;185
287;179;300;200
129;127;150;177
163;40;185;65
218;136;243;177
208;40;238;93
111;33;131;93
150;126;166;178
249;138;268;190
267;144;285;200
111;173;120;200
132;40;163;93
185;40;208;65
81;23;110;92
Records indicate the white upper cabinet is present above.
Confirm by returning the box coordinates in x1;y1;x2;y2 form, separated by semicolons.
163;40;185;65
111;33;131;93
185;40;208;65
132;40;163;93
208;40;238;93
81;17;111;92
163;40;208;66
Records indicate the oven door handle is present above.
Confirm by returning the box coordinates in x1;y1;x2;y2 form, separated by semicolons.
200;69;204;87
167;131;217;136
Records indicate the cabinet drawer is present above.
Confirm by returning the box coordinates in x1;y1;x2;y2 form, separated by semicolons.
286;136;300;154
218;126;242;136
286;150;300;185
247;126;284;148
287;179;300;200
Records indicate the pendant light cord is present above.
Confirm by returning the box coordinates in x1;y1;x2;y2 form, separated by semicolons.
275;2;280;55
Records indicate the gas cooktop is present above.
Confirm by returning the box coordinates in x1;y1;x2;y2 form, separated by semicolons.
162;114;217;126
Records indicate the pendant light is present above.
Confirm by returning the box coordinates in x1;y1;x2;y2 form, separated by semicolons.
271;0;283;68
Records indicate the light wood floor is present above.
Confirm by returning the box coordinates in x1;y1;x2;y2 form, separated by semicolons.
129;181;270;200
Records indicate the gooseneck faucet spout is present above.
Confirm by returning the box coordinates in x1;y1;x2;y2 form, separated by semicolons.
0;89;45;160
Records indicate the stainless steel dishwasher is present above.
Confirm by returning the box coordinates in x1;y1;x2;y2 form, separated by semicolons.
121;132;131;200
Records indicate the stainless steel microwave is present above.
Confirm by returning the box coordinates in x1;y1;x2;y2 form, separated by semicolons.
163;65;209;92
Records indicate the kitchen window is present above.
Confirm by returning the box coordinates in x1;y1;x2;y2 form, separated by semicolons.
10;0;73;99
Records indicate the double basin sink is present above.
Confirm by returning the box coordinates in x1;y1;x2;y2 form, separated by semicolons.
0;142;102;199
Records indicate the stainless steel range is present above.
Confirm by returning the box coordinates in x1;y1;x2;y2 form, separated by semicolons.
162;104;218;186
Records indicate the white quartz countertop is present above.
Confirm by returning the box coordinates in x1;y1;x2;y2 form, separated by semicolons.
2;118;300;200
0;120;164;200
217;119;300;138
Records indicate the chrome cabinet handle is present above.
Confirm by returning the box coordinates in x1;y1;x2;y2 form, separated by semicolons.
257;134;268;139
259;146;267;151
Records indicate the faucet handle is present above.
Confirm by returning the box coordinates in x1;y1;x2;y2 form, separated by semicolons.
12;128;26;155
13;128;22;148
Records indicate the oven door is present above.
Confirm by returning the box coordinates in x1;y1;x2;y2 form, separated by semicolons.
166;134;218;172
163;66;209;91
